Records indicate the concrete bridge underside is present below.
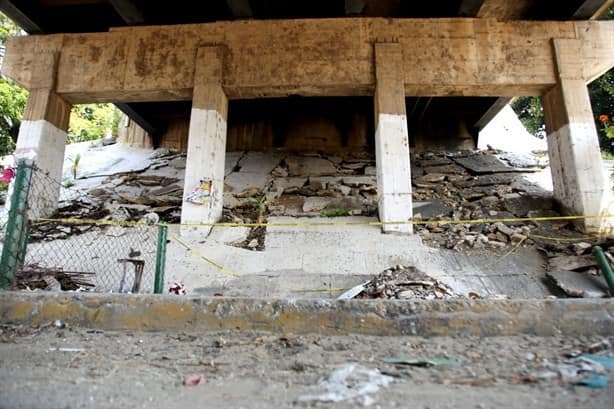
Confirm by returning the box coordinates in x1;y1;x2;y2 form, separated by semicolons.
1;17;614;233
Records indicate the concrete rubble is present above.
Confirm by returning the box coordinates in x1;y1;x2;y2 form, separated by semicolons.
15;145;614;299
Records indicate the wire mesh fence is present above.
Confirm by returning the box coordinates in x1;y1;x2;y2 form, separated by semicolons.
0;160;166;293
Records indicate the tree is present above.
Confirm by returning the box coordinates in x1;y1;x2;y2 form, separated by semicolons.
0;13;27;156
68;103;120;144
512;6;614;154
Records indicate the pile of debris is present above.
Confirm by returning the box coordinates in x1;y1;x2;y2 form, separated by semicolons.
343;265;458;300
14;264;94;291
410;149;563;250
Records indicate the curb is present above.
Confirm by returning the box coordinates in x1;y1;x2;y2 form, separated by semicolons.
1;293;613;336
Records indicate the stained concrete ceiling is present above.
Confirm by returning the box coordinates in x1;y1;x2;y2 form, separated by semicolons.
1;0;612;143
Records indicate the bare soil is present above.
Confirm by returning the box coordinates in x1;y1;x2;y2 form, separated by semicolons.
0;324;612;409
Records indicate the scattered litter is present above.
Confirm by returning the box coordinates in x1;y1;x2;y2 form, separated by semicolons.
572;374;608;388
382;357;460;367
53;320;65;329
298;364;394;407
183;375;206;386
50;348;84;353
169;282;187;295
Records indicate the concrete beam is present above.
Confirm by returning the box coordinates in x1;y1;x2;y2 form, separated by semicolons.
574;0;614;19
474;97;512;130
1;292;614;336
476;0;532;20
543;38;606;233
2;19;613;103
225;0;252;18
344;0;368;15
180;47;228;237
115;103;157;136
109;0;144;25
458;0;484;17
0;0;43;34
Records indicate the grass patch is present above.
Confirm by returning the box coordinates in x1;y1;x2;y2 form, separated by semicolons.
320;207;351;217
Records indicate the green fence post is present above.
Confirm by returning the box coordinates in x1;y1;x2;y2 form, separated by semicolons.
0;159;33;289
154;223;168;294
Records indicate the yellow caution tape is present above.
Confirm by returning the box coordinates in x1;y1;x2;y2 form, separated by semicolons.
168;232;242;279
33;213;614;229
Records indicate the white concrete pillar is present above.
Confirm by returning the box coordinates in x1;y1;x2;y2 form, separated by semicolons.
12;54;71;219
374;43;413;234
180;47;228;237
542;39;606;233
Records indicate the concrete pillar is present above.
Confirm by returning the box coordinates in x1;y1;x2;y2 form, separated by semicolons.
374;43;413;234
180;47;228;237
13;53;71;218
542;39;605;233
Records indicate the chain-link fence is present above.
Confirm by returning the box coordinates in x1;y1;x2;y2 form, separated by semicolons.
0;160;166;293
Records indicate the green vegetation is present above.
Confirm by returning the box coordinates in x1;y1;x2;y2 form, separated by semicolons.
320;207;351;217
0;13;121;156
68;104;120;144
512;6;614;154
0;13;27;157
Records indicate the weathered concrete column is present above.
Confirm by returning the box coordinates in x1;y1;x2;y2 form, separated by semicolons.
180;47;228;237
542;39;605;233
13;52;71;218
374;43;413;234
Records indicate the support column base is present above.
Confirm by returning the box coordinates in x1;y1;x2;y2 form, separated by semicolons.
379;194;413;234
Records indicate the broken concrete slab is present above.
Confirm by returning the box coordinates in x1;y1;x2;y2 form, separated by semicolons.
341;176;376;187
236;152;283;174
224;172;270;194
496;152;544;169
423;164;466;175
548;255;598;272
503;193;553;217
546;270;609;298
302;197;333;213
452;174;517;189
453;154;519;174
286;156;338;176
413;199;453;219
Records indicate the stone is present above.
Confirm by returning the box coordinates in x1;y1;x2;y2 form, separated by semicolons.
416;173;446;183
341;176;376;187
338;185;352;196
286;156;338;176
510;233;527;243
272;177;307;195
302;197;333;213
572;242;592;255
494;222;514;237
480;196;499;207
364;166;376;176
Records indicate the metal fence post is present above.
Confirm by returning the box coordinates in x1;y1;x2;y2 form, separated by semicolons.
154;223;168;294
0;159;33;289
